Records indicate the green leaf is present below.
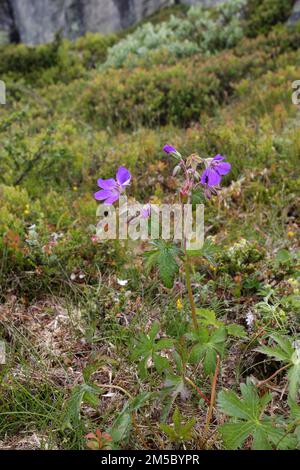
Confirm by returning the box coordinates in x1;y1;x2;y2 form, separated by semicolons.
155;338;174;350
219;421;255;450
109;392;152;443
159;407;195;443
189;325;227;375
153;353;170;373
144;241;181;288
110;412;131;443
252;427;272;450
218;388;255;420
257;334;300;399
132;322;172;377
186;238;218;265
226;323;247;338
204;348;217;375
217;379;289;450
288;365;300;401
62;384;100;430
196;308;222;327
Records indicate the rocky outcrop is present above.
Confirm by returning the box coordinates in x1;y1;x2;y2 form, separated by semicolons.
0;0;299;46
0;0;227;45
0;0;19;43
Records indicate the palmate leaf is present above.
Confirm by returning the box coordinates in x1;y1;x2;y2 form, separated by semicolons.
219;421;255;449
131;321;174;378
256;333;300;400
144;240;181;288
189;325;227;375
186;238;218;265
160;407;196;443
160;373;189;422
196;308;247;339
218;379;296;450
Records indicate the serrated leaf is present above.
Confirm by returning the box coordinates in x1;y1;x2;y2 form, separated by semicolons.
144;241;181;288
226;323;247;338
219;421;255;449
196;308;222;327
218;388;255;420
204;347;217;375
257;334;300;399
217;379;291;450
155;338;174;350
187;239;218;265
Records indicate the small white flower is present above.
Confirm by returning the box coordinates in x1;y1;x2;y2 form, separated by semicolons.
117;279;128;286
246;310;255;328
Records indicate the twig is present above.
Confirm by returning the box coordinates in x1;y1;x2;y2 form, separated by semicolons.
256;364;290;388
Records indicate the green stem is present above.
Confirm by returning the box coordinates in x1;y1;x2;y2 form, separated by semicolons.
184;256;199;332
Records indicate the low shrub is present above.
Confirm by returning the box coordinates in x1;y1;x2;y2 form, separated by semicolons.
244;0;295;37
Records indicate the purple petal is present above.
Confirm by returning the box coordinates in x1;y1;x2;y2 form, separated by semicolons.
163;145;177;154
141;204;151;219
215;162;231;175
201;169;221;187
213;154;225;161
94;189;116;201
103;193;120;205
116;166;131;187
97;178;117;189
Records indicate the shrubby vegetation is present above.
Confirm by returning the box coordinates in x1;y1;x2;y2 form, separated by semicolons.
102;0;247;69
0;0;299;451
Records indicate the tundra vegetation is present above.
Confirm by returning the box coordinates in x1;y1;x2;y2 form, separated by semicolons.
0;0;299;450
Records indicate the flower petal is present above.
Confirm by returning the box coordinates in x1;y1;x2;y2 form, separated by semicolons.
213;154;225;161
103;192;120;205
201;168;221;187
215;162;231;175
141;203;151;219
97;178;117;189
116;166;131;187
163;144;177;154
94;189;115;201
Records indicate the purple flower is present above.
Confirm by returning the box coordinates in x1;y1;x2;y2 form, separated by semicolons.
163;144;181;157
200;154;231;188
140;203;151;219
94;166;131;205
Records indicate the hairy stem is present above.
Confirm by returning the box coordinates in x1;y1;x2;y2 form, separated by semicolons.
184;257;199;331
185;376;210;404
205;354;220;433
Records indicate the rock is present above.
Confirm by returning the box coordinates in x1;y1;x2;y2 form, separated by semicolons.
1;0;233;45
0;0;18;44
288;0;300;25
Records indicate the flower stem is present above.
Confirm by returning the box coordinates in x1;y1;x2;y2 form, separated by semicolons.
205;354;220;433
185;376;210;404
184;256;199;332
